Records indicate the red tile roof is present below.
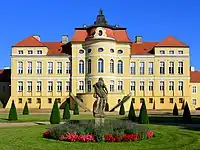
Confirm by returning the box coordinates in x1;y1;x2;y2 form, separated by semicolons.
131;42;158;54
43;42;64;55
190;71;200;83
13;36;45;47
71;28;131;42
156;36;188;47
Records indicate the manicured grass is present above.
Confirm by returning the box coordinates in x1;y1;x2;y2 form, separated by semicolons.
0;114;125;122
0;124;200;150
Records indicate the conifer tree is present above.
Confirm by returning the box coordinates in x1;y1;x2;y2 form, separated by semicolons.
138;100;149;124
63;102;70;120
50;100;60;124
183;102;192;123
119;102;125;115
8;100;18;120
128;101;136;121
73;103;79;115
173;103;178;116
22;102;29;115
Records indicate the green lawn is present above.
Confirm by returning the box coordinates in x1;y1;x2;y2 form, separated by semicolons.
0;124;200;150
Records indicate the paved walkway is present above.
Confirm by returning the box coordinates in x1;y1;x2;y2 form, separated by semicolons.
0;122;37;128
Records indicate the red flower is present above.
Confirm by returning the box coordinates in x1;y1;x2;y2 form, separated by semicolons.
147;131;154;139
124;134;139;141
43;130;51;137
114;136;121;142
104;134;115;142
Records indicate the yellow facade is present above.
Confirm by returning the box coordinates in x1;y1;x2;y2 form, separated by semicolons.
5;12;200;111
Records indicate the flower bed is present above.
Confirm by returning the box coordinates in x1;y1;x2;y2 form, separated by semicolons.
43;120;154;142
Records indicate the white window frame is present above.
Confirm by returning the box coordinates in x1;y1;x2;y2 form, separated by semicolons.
79;60;84;74
27;61;32;74
118;60;123;74
57;62;62;74
160;61;165;74
160;81;164;91
148;81;153;91
66;61;71;74
48;62;53;74
118;81;123;91
87;80;91;92
37;50;42;54
18;81;23;92
139;62;145;75
110;80;114;92
140;81;144;91
79;81;84;91
169;61;174;74
178;61;183;74
169;81;174;91
98;58;104;73
192;99;197;105
130;62;136;74
110;59;114;73
17;61;23;74
36;61;42;74
192;86;197;93
57;81;62;92
66;81;70;91
36;81;42;92
148;62;154;75
130;81;135;91
178;81;183;91
27;81;32;92
48;81;53;92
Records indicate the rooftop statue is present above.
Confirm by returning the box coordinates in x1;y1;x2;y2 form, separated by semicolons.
93;77;108;118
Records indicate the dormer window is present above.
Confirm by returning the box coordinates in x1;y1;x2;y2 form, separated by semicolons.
28;50;33;54
160;50;165;54
98;30;103;36
178;50;183;54
79;49;84;54
110;49;114;53
18;50;23;54
98;48;104;52
117;50;123;54
37;50;42;54
169;50;174;54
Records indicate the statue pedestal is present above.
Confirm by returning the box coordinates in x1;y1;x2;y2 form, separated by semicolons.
95;117;105;127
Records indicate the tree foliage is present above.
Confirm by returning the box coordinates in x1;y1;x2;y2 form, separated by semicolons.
8;100;18;120
138;100;149;124
50;100;60;124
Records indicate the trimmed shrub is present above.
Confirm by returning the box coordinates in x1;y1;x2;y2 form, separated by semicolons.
63;102;70;120
50;100;61;124
138;100;149;124
23;102;29;115
119;102;125;115
173;103;178;116
183;102;192;123
128;101;136;121
8;100;18;120
73;103;79;115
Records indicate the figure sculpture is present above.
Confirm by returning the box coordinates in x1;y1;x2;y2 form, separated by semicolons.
93;77;108;118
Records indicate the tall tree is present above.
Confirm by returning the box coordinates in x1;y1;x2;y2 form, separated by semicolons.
138;100;149;124
63;102;70;120
50;100;60;124
8;100;18;120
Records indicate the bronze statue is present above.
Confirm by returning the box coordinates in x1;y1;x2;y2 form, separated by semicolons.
93;77;108;118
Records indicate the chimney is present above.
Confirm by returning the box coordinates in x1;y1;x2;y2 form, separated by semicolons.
33;35;40;41
135;36;142;43
62;35;68;44
190;66;195;72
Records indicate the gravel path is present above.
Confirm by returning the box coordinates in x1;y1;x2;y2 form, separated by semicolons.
0;122;37;128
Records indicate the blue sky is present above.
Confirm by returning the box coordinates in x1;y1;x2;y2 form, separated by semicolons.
0;0;200;69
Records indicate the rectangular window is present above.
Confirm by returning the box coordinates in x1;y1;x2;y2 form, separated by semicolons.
87;80;91;92
148;62;154;75
192;99;197;105
48;98;52;104
192;86;197;93
160;81;164;91
132;98;135;103
28;98;32;103
18;98;22;103
130;62;136;74
160;50;165;54
17;61;23;74
160;61;165;74
57;62;62;74
169;50;174;54
139;62;145;75
140;98;144;103
169;81;174;91
48;62;53;74
18;50;23;54
57;81;62;92
178;62;183;74
149;98;153;103
148;81;153;91
178;50;183;54
48;81;53;92
27;61;32;74
66;61;71;74
66;81;70;91
140;81;144;91
110;80;114;92
37;50;42;54
36;81;42;92
160;98;164;103
169;62;174;74
56;98;61;103
27;81;32;92
28;50;33;54
178;81;183;91
36;61;42;74
37;98;41;103
130;81;135;91
179;98;183;103
118;81;123;91
79;81;84;91
18;81;23;92
169;98;173;103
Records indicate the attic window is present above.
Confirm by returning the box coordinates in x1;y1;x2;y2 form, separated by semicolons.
98;30;103;36
178;50;183;54
117;50;123;54
79;49;84;54
37;50;42;54
18;50;23;54
110;49;114;53
160;50;165;54
98;48;104;52
28;50;33;54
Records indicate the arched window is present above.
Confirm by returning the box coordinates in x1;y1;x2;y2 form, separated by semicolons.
110;59;114;73
88;59;91;74
79;60;84;74
98;58;104;73
118;60;123;74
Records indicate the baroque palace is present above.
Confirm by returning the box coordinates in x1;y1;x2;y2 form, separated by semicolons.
3;9;200;111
